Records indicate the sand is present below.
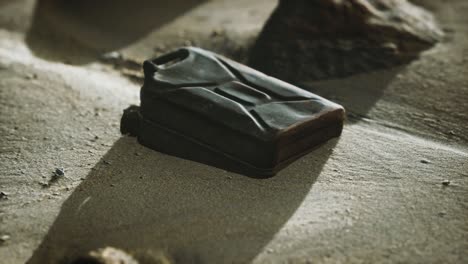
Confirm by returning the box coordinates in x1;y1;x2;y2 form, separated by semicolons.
0;0;467;263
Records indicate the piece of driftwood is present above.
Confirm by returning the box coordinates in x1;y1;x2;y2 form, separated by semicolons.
249;0;444;81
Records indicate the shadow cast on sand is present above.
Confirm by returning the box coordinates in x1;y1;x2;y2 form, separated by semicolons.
0;0;16;7
25;0;205;64
299;67;405;122
27;136;338;263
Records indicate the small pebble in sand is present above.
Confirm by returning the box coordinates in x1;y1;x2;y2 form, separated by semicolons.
0;192;8;200
442;180;451;186
25;73;37;80
211;29;224;37
0;234;10;243
153;44;166;52
101;51;122;61
54;168;65;177
420;159;431;164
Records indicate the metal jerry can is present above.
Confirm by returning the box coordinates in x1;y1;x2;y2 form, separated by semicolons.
121;47;345;177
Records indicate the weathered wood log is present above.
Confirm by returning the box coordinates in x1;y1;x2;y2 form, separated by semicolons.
249;0;444;81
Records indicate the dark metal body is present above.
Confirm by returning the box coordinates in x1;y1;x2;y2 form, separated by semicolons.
121;47;345;177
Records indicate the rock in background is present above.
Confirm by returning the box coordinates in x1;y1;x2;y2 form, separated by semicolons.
249;0;444;81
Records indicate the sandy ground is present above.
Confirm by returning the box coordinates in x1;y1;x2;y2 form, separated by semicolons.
0;0;467;263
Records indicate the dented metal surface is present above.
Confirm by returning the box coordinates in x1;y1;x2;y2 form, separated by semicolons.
121;47;345;176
